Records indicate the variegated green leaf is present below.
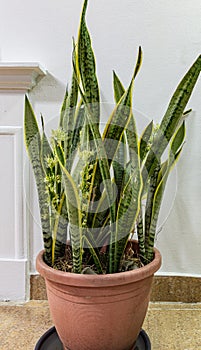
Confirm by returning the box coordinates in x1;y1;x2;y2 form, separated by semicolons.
72;62;116;225
111;138;142;272
24;96;52;266
82;233;104;274
40;118;68;263
63;42;79;168
139;120;154;162
144;162;161;250
113;70;125;104
77;0;100;123
170;121;185;162
133;46;143;79
112;135;127;203
143;55;201;183
145;150;182;262
113;46;142;106
70;101;85;156
103;81;133;163
59;87;68;128
91;181;117;237
55;144;83;273
111;170;142;272
103;47;142;163
41;115;53;176
136;209;145;259
145;122;186;261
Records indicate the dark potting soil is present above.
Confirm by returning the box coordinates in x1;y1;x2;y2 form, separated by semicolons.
52;243;144;274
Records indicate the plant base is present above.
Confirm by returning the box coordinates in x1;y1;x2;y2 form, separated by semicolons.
34;326;151;350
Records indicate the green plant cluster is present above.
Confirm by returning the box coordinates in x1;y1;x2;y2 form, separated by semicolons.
24;0;201;274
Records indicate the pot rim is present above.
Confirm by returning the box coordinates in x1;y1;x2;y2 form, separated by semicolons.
36;241;162;288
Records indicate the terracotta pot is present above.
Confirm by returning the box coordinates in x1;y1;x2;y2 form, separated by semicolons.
36;241;161;350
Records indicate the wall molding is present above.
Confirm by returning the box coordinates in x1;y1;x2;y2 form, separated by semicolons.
0;63;46;92
0;62;46;301
0;127;24;259
0;127;29;301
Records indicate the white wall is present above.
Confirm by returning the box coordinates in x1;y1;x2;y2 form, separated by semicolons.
0;0;200;277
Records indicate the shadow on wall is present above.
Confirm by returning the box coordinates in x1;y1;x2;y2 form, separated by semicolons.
30;72;66;103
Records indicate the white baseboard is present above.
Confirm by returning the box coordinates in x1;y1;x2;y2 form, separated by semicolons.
0;259;28;301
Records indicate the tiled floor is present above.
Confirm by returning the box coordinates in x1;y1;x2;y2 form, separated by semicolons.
0;301;201;350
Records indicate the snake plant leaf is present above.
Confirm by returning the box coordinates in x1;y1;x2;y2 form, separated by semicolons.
91;189;107;227
80;101;118;271
42;127;68;263
112;135;127;203
77;0;100;123
55;143;83;273
62;42;79;168
108;52;143;272
139;120;154;162
159;56;200;143
86;50;142;232
40;115;54;176
112;47;142;162
82;233;104;274
136;208;146;260
145;122;186;261
138;120;155;255
113;122;142;273
144;163;161;250
111;138;142;273
70;101;85;156
85;118;116;226
91;181;118;235
112;46;142;105
24;96;52;266
54;205;68;259
170;121;185;162
127;119;143;258
50;193;68;264
72;50;116;233
72;61;116;223
59;86;68;128
103;47;142;163
103;80;134;162
133;46;143;78
111;170;142;272
24;96;40;150
145;149;182;262
144;54;201;182
113;72;137;194
113;70;125;104
41;118;68;263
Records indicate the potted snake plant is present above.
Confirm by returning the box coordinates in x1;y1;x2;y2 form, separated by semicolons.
24;0;201;349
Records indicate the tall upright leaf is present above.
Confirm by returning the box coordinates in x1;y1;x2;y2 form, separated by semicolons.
24;96;52;265
113;170;142;272
143;55;201;183
62;42;79;169
145;121;186;261
41;118;67;263
77;0;100;123
55;144;83;273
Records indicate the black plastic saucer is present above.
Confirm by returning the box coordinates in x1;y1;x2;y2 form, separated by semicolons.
35;326;151;350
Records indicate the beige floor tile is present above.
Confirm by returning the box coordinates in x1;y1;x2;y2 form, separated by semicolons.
0;301;53;350
144;303;201;350
0;301;200;350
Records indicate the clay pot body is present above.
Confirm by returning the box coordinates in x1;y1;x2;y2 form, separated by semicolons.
36;241;161;350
